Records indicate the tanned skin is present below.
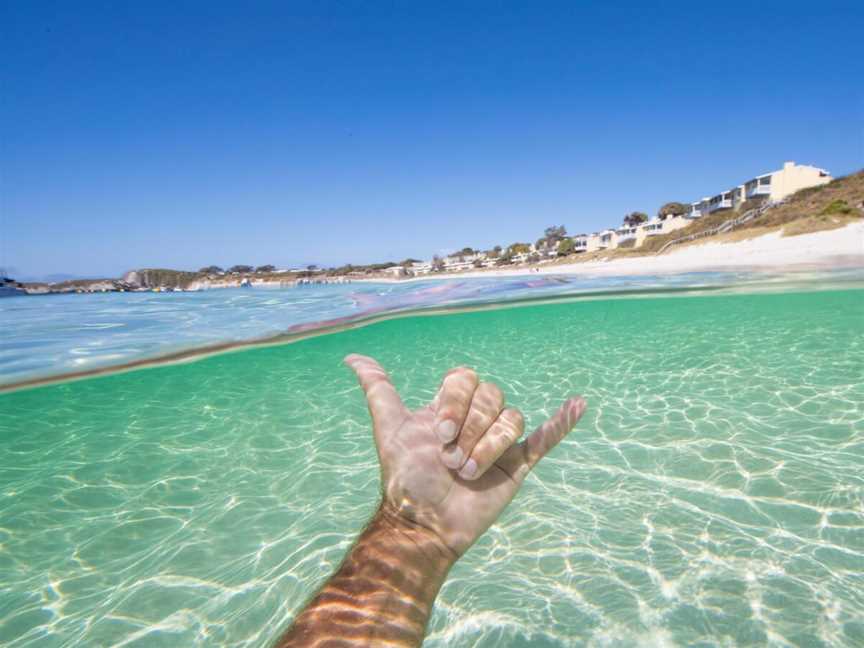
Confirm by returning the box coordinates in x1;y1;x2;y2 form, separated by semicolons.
275;354;586;647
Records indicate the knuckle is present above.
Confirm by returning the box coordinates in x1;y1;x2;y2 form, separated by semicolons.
499;425;520;446
478;381;503;402
503;408;525;430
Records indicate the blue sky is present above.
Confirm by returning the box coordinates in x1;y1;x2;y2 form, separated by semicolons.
2;1;862;279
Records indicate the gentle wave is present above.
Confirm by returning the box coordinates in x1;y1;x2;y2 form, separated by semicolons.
2;269;863;387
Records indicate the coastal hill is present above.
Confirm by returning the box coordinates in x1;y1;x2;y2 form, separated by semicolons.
637;170;864;254
531;169;863;266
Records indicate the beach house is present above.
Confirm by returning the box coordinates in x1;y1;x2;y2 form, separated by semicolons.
742;161;831;204
572;234;589;253
631;214;692;247
688;199;709;219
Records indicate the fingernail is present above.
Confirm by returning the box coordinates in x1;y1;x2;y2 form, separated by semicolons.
459;458;478;480
436;420;458;443
441;444;463;469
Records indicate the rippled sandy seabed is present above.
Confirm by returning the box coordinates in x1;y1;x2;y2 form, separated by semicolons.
1;287;863;647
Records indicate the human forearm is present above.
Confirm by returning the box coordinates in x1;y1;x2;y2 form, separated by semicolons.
275;503;457;647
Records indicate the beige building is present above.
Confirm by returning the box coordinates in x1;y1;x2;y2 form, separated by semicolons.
633;214;691;247
703;162;831;216
585;229;618;251
742;161;831;204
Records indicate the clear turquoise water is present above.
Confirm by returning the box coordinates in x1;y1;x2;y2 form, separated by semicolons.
1;288;863;646
2;270;854;386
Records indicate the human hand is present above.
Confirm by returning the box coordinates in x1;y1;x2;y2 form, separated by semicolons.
345;354;586;556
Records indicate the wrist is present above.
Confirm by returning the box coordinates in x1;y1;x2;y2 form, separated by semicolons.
376;502;459;571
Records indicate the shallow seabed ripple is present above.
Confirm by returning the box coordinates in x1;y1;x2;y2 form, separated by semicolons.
1;289;863;646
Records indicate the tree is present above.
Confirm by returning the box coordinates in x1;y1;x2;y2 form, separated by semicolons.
458;247;476;256
198;265;223;274
495;251;514;266
658;202;688;219
543;225;567;244
509;242;531;255
400;258;422;267
534;225;567;250
557;238;576;256
228;264;253;274
255;264;276;273
432;255;446;272
623;212;648;227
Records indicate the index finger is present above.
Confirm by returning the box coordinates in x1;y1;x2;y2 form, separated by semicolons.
432;367;479;443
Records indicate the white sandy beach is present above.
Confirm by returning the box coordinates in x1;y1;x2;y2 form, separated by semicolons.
364;221;864;283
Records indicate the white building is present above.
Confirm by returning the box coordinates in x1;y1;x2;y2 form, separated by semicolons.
572;235;589;252
443;251;486;272
411;261;433;275
689;199;709;219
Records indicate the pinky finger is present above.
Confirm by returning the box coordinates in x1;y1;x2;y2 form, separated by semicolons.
498;396;587;483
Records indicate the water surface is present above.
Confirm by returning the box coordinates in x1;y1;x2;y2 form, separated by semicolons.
4;270;860;387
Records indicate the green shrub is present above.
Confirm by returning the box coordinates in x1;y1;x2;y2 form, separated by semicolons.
820;199;853;215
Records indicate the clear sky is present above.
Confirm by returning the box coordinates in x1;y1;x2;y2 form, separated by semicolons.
2;1;862;279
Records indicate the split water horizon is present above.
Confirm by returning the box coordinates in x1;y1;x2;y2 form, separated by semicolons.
1;270;863;646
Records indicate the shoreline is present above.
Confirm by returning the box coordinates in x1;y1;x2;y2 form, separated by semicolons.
355;222;864;284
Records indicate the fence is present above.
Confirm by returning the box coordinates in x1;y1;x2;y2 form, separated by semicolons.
655;200;782;255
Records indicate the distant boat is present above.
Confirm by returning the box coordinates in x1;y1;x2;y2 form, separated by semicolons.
0;277;26;297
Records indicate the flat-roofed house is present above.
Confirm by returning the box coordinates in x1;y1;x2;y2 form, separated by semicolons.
707;190;735;213
615;225;638;247
572;234;589;253
585;232;605;252
743;161;831;204
633;214;692;248
689;199;709;219
598;229;618;250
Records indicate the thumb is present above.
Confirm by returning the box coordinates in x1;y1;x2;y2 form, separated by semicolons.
499;396;587;481
344;354;408;432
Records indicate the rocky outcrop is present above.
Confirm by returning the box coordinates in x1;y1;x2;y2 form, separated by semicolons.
122;269;201;289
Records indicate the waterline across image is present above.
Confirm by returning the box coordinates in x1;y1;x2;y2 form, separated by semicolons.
2;268;862;389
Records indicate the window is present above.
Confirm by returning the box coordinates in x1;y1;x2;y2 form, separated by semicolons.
759;176;771;185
